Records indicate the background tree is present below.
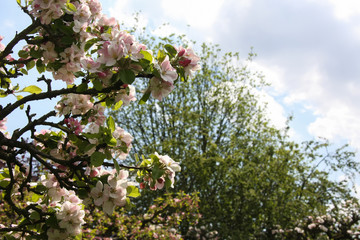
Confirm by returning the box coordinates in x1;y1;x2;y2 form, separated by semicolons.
111;39;359;239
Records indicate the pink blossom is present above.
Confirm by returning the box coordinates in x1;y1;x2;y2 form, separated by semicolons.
0;35;5;52
97;15;118;28
88;0;102;17
90;181;108;206
80;57;100;72
56;201;85;235
47;228;69;240
55;94;93;116
74;3;91;23
149;77;175;101
53;67;75;84
115;85;136;106
97;41;126;66
64;117;83;135
0;118;7;132
155;177;165;190
158;56;178;83
308;223;316;229
176;46;201;78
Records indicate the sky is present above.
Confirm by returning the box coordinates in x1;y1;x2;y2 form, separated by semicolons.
1;1;360;151
97;0;360;152
1;0;360;196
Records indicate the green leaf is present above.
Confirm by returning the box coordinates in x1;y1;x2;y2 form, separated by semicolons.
0;180;9;188
30;48;42;59
127;185;141;198
16;95;23;101
66;2;77;12
36;59;45;74
30;211;40;221
31;193;41;202
22;85;42;94
35;184;47;193
119;69;135;84
106;116;115;132
108;137;117;147
20;68;28;75
140;50;153;63
83;144;95;153
91;152;106;167
157;49;166;63
152;164;165;180
139;90;151;104
84;38;99;52
18;50;29;58
113;100;123;110
165;44;177;58
165;177;172;189
78;188;88;199
76;83;88;92
26;60;35;71
92;79;103;91
47;215;59;228
113;159;120;174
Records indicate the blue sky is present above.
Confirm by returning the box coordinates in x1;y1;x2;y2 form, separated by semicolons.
1;0;360;151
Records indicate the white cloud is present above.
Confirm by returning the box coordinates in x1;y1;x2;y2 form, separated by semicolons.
161;0;225;29
108;0;148;29
328;0;360;21
308;101;360;150
283;65;324;106
248;61;286;94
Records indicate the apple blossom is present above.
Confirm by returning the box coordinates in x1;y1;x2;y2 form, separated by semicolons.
114;85;137;106
0;0;200;237
0;118;6;132
158;55;178;83
149;77;175;101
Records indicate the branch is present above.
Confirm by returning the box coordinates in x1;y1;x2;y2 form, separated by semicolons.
0;19;41;61
0;74;153;120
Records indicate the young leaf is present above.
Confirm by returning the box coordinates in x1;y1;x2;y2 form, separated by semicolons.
139;90;151;105
26;60;35;71
22;85;42;94
127;185;141;198
91;152;106;167
113;159;120;173
92;79;103;91
165;44;177;58
106;116;115;132
140;50;153;63
18;50;29;58
30;211;40;221
84;38;99;52
66;2;77;12
20;68;28;75
113;100;123;110
119;69;135;84
76;83;88;92
36;59;45;73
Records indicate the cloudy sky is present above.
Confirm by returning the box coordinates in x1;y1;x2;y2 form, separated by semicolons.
96;0;360;151
1;0;360;152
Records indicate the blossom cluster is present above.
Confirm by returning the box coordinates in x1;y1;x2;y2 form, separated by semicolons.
41;174;85;238
0;0;200;238
140;152;181;190
271;200;360;239
89;169;130;215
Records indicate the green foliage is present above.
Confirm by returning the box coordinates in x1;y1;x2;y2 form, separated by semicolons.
111;40;359;239
81;192;203;239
